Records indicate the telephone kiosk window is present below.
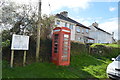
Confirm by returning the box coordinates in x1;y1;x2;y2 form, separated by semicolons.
63;51;68;54
64;42;68;44
64;45;68;47
63;48;68;51
64;38;68;41
62;58;68;61
54;34;59;53
54;34;59;40
54;44;58;47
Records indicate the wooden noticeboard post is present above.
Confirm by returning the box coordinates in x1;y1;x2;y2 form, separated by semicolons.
10;34;29;68
23;50;27;66
10;50;14;68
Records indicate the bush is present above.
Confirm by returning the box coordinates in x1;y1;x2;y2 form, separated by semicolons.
90;44;120;58
71;41;88;55
2;39;10;48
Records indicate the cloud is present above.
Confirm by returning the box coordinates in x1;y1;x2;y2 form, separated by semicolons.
81;21;92;27
72;17;102;27
11;0;91;15
109;7;116;12
99;18;118;39
42;0;91;15
91;0;119;2
50;0;91;10
69;17;92;27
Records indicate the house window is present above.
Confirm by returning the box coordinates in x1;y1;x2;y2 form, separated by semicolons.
65;23;67;27
76;27;80;33
98;40;101;43
82;29;84;33
86;29;88;33
86;39;88;43
69;24;73;29
89;40;94;43
84;38;88;43
77;37;81;41
56;20;60;25
79;37;81;40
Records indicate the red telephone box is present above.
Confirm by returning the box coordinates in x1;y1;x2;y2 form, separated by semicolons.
52;27;71;66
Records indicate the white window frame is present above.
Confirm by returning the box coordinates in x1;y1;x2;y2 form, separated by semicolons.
65;22;67;27
69;24;73;29
86;29;88;33
82;29;84;33
76;26;80;33
56;20;60;25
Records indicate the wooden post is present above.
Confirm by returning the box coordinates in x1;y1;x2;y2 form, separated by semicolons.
23;51;27;66
10;50;14;68
36;0;41;62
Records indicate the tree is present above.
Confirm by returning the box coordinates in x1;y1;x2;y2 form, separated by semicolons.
1;0;55;63
1;0;38;35
41;14;55;39
1;0;55;39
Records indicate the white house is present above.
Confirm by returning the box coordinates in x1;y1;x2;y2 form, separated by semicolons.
55;11;94;43
89;22;115;43
75;23;94;43
55;11;76;41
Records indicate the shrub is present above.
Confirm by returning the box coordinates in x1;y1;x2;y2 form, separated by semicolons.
71;41;88;55
2;39;10;48
90;44;120;58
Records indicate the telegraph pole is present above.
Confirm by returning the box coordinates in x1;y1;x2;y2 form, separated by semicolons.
36;0;41;62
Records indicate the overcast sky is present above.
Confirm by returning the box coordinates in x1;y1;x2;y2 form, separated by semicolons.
9;0;120;40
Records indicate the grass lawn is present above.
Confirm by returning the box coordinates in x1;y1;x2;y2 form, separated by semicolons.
2;53;112;78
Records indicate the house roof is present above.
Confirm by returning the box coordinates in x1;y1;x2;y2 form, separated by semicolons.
94;26;112;35
56;14;90;29
84;36;95;40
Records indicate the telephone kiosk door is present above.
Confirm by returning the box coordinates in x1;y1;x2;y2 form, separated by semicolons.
60;34;70;65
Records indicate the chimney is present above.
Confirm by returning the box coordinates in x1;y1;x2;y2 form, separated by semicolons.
112;32;114;37
112;32;114;35
60;11;68;17
92;22;98;27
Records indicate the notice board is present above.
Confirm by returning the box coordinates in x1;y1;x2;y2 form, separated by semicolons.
11;34;29;50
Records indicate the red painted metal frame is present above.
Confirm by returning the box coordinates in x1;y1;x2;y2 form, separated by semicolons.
52;27;71;66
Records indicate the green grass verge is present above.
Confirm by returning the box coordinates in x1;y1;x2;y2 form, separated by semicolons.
90;43;120;48
2;53;112;78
